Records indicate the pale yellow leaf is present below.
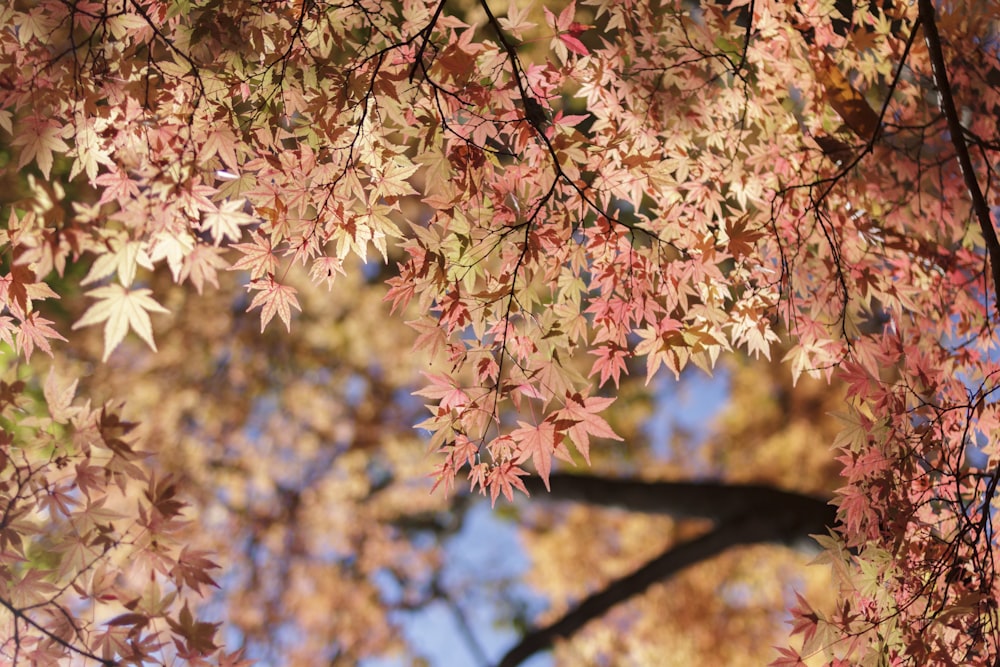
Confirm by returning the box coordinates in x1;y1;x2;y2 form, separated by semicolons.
72;284;170;361
43;368;79;424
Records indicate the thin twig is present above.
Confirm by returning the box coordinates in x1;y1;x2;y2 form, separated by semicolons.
0;596;115;666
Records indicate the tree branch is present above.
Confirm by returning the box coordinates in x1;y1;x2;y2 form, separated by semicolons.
524;473;836;526
918;0;1000;316
495;499;834;667
495;474;839;666
476;0;547;129
0;595;114;666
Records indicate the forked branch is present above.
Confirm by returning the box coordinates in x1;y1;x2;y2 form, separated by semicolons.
498;475;837;667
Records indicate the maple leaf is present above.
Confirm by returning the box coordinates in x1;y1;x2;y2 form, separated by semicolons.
228;231;278;279
200;126;241;171
72;284;170;361
43;368;79;424
309;255;345;289
74;461;105;501
634;318;685;381
373;156;419;200
468;462;490;496
558;32;588;57
68;114;113;183
431;456;459;497
557;393;622;464
487;461;530;506
788;592;821;646
0;263;59;318
543;1;587;59
150;230;196;282
94;166;141;208
589;343;629;388
452;434;480;467
82;238;154;288
180;245;229;294
724;213;765;259
17;312;66;361
94;627;132;661
414;372;470;412
167;602;220;656
511;420;566;490
499;1;537;41
12;116;70;179
542;2;576;33
200;200;256;245
769;646;806;667
145;473;188;519
170;547;220;595
246;277;301;332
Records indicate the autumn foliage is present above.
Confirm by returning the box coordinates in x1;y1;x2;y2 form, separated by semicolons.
1;0;1000;664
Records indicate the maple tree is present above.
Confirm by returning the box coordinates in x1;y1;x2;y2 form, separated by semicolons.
1;0;1000;664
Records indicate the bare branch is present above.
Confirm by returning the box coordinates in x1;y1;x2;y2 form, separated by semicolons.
495;499;834;667
495;474;839;666
524;473;836;526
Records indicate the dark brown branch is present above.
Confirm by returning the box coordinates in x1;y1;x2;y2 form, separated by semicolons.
0;596;114;666
476;0;547;129
495;474;839;666
733;0;755;74
407;0;448;83
495;501;835;667
524;473;836;526
918;0;1000;316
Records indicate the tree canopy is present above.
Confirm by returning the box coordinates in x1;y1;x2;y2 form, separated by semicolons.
1;0;1000;665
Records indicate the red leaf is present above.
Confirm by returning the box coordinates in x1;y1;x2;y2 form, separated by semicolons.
487;461;529;506
589;343;629;388
769;647;806;667
788;592;820;646
17;312;66;361
558;33;588;56
556;393;622;464
246;276;301;332
171;547;221;595
511;420;564;490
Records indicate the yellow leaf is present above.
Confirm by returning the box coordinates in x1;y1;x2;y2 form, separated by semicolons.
68;115;114;183
72;285;170;361
12;117;70;180
813;55;880;141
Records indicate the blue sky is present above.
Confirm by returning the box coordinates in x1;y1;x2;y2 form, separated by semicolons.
362;368;731;666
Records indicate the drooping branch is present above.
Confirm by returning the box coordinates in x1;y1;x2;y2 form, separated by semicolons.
495;490;837;667
523;473;836;526
918;0;1000;316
